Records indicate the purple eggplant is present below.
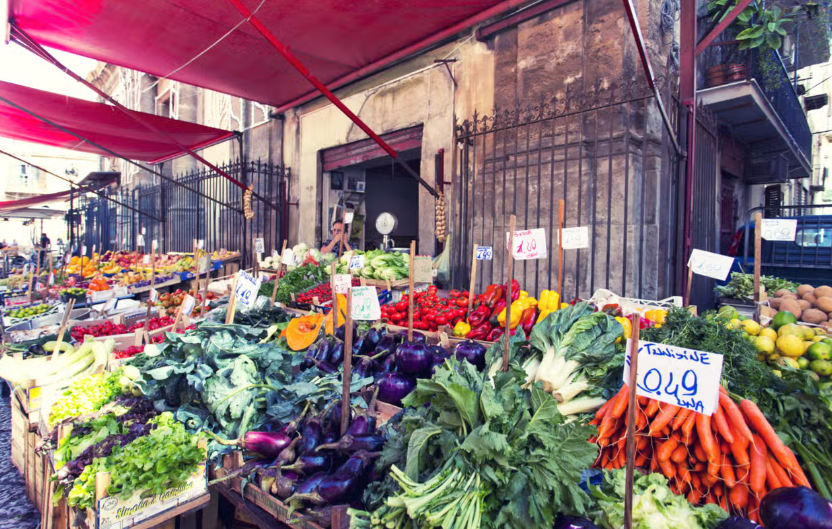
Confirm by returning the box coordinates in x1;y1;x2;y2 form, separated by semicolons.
297;419;323;456
271;470;301;499
378;354;396;375
377;373;416;406
322;432;337;444
257;438;301;479
329;342;345;366
454;340;487;371
281;453;333;475
286;451;380;506
315;434;385;454
365;327;383;347
315;339;334;363
207;430;292;459
760;486;832;529
395;342;433;374
313;359;338;374
354;356;375;379
554;515;601;529
430;344;450;359
295;471;329;495
345;413;376;436
302;343;318;370
374;336;396;356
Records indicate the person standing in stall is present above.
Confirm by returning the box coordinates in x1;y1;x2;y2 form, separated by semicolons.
321;221;353;254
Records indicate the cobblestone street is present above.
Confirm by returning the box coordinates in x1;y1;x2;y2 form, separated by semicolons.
0;398;39;529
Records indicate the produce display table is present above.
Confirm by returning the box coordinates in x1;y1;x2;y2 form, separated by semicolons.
213;483;292;529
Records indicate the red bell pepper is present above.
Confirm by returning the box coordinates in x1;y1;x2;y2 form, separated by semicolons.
467;304;491;327
483;285;503;308
466;323;491;340
503;279;521;302
488;299;507;327
520;307;537;336
486;327;504;341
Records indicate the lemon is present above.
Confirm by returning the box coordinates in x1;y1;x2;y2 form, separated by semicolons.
741;320;762;336
778;324;803;337
782;357;801;369
729;318;742;329
801;326;817;341
777;335;805;358
816;327;827;336
814;336;825;342
755;336;775;355
798;357;811;369
807;342;832;361
759;328;778;341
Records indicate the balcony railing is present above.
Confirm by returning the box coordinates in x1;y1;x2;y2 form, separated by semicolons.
700;41;812;162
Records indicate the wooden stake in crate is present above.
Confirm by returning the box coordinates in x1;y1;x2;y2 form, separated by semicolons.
753;212;762;323
271;240;288;307
623;314;641;529
225;272;240;325
331;262;339;330
468;245;478;316
557;199;565;301
51;298;75;361
503;215;516;372
407;240;416;342
341;289;353;436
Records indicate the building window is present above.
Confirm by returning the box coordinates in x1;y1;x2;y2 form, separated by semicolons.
155;83;179;119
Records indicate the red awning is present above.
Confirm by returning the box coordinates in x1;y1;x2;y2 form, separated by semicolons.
0;80;234;163
9;0;509;110
0;189;74;213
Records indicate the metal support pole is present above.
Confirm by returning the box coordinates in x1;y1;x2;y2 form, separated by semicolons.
680;0;697;298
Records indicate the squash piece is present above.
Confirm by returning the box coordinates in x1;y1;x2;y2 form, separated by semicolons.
325;294;348;335
286;313;324;351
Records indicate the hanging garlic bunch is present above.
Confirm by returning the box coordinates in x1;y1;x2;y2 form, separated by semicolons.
435;191;447;242
243;185;255;220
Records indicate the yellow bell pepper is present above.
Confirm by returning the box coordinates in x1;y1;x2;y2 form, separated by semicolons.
644;309;667;327
453;320;471;337
519;290;529;299
615;316;632;343
538;290;560;311
537;309;554;323
498;297;537;328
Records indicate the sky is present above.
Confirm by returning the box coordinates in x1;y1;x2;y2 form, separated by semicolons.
0;40;98;99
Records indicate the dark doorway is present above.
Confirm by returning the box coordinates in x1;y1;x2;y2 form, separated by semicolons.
364;157;421;250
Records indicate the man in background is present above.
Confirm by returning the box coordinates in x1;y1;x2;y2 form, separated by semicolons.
321;221;353;254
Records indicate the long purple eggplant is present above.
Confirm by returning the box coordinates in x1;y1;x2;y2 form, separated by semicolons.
295;471;329;495
286;451;380;505
328;342;345;366
281;453;333;475
271;470;301;499
315;434;385;454
297;419;323;456
206;430;292;459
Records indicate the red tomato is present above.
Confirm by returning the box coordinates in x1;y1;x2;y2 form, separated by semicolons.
456;297;469;307
449;289;460;298
435;315;448;326
424;312;435;322
395;301;408;312
391;312;404;323
461;290;470;298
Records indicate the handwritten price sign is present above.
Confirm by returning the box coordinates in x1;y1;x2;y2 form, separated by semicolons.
561;227;590;249
476;246;493;260
413;256;433;283
281;249;297;266
349;255;365;270
761;219;797;242
254;238;265;254
180;295;196;317
624;340;724;415
351;286;381;321
506;228;547;260
234;270;262;309
333;274;352;295
150;288;159;303
687;249;734;281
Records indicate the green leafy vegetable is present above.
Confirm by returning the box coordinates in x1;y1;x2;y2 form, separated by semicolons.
714;272;796;301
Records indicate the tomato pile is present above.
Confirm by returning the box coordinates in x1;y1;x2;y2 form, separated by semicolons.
70;320;129;340
297;279;360;304
128;316;175;332
158;289;216;310
380;286;470;331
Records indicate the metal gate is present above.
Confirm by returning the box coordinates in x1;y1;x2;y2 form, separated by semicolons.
452;76;683;301
75;159;289;268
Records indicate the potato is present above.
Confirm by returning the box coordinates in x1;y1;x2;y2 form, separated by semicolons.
780;293;799;301
797;284;815;297
803;292;818;307
780;299;803;319
761;306;777;318
817;297;832;313
803;309;828;324
776;288;797;298
815;286;832;298
798;300;813;312
769;298;783;310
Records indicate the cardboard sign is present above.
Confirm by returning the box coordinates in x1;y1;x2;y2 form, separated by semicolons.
234;270;262;309
344;211;355;224
351;286;381;320
761;219;797;242
180;295;196;317
507;228;547;260
149;288;159;303
254;238;265;254
687;249;734;281
476;246;493;260
333;274;352;294
624;340;724;415
349;255;365;270
281;249;297;266
561;227;590;249
413;255;433;283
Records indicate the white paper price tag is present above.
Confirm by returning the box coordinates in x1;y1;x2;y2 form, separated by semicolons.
152;239;158;251
281;249;296;266
560;227;590;249
198;256;211;275
92;245;96;255
234;270;262;309
65;253;71;264
761;219;797;242
121;238;126;246
149;288;159;303
475;246;493;260
344;211;355;224
137;235;145;247
333;274;352;295
198;239;204;249
81;245;87;256
506;228;547;260
102;296;118;313
687;249;734;281
142;227;146;235
143;255;150;265
180;295;196;317
413;255;433;283
254;238;265;254
351;286;381;320
48;273;54;286
624;340;724;415
349;255;365;270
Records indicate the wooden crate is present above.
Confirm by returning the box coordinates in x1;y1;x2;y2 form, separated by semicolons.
10;392;27;475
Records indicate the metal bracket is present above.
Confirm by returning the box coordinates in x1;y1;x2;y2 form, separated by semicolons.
434;59;458;88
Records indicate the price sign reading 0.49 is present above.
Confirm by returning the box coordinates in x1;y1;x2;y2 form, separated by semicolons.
234;270;262;309
506;228;547;260
624;340;724;416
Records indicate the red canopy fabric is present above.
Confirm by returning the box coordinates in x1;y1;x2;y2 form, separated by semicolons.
0;189;74;213
0;80;234;163
9;0;508;110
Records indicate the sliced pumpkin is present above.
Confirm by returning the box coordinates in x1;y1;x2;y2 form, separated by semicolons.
286;313;325;351
324;294;348;335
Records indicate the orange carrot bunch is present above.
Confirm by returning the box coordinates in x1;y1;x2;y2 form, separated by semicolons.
589;385;812;523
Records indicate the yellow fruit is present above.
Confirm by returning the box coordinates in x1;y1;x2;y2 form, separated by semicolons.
755;336;775;355
814;336;825;343
778;324;803;337
816;328;827;336
777;335;806;358
801;326;816;341
782;357;801;369
759;328;778;341
729;318;742;329
741;320;761;336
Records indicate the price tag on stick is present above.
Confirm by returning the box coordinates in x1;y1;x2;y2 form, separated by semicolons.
506;228;547;260
560;227;590;249
333;274;352;295
687;249;734;281
349;255;365;270
412;255;433;283
281;249;296;266
761;219;797;242
623;340;725;415
180;295;196;317
234;270;262;309
254;238;265;254
351;286;381;320
475;246;493;260
149;288;159;303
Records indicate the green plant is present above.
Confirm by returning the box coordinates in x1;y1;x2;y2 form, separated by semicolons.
706;1;796;51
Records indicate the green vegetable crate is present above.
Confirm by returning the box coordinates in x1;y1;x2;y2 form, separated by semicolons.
216;452;351;529
83;440;210;529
